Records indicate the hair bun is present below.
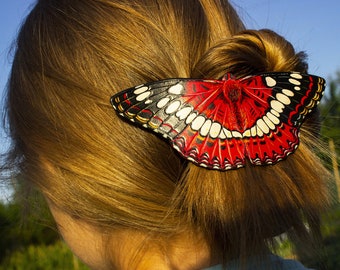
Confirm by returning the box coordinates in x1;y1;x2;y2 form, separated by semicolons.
192;29;308;79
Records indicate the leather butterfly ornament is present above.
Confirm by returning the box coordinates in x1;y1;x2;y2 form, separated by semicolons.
111;72;325;170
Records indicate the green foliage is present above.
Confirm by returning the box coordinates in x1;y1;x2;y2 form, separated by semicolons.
0;241;89;270
317;73;340;269
0;197;59;263
0;197;90;269
321;204;340;269
320;71;340;155
301;204;340;270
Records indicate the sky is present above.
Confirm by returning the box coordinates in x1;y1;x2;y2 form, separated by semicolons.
1;0;340;201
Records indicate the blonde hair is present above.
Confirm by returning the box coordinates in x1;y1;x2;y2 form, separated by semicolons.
4;0;329;265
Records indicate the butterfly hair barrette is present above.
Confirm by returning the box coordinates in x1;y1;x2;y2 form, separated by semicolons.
111;72;325;170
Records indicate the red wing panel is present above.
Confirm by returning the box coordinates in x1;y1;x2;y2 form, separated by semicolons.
111;72;325;170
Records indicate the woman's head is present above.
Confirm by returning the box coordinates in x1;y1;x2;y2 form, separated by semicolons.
4;0;329;267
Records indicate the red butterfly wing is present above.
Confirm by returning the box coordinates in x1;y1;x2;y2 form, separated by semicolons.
111;78;247;169
111;72;325;170
169;79;246;169
240;73;325;165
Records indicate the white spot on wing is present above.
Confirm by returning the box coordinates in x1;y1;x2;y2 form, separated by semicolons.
265;76;276;87
188;157;195;163
266;112;280;125
176;106;192;120
173;144;180;152
270;109;280;117
232;131;242;138
276;93;291;105
136;91;151;101
219;129;226;139
165;100;181;114
210;122;222;138
157;97;170;108
191;115;205;130
134;86;149;95
270;100;284;113
185;112;197;124
282;89;294;96
289;78;301;85
221;128;232;138
200;120;212;137
168;84;184;95
256;126;264;137
290;73;303;79
257;118;270;134
263;115;275;130
242;129;251;137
